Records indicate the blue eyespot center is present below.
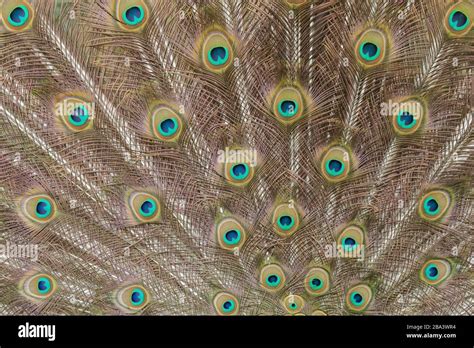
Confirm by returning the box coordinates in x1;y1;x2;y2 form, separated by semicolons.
351;292;363;306
35;199;52;218
208;46;229;66
37;277;51;294
426;199;438;212
131;288;145;306
224;229;240;245
423;197;439;215
222;299;235;312
398;111;416;128
326;159;344;176
310;277;323;290
159;118;178;136
277;215;294;231
425;265;439;280
9;6;29;26
450;10;469;30
329;160;342;172
230;163;249;180
139;199;156;217
123;6;144;26
289;302;297;309
141;201;153;213
266;274;281;287
278;100;298;117
69;106;89;126
361;42;379;61
342;237;357;251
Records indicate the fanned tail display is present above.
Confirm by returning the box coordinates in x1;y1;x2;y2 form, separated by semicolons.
0;0;472;315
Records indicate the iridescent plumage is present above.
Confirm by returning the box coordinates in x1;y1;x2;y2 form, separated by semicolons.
0;0;472;316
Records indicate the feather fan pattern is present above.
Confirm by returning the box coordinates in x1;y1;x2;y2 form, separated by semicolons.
0;0;472;316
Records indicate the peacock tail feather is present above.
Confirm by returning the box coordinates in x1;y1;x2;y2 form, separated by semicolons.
0;0;472;315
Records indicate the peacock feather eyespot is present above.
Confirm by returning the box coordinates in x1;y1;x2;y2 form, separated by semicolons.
355;28;387;67
54;94;94;132
320;146;352;183
216;217;246;251
122;5;144;26
272;202;300;237
158;118;178;137
114;0;149;31
20;194;57;224
8;5;28;26
449;11;469;31
345;284;373;313
260;264;286;292
139;199;156;217
351;292;363;305
208;46;229;66
311;278;322;289
130;288;145;306
397;111;415;128
418;189;452;222
2;1;34;32
222;299;235;312
283;294;305;314
114;284;150;312
230;163;249;180
392;99;425;136
278;215;294;230
200;28;234;73
69;105;89;126
213;292;239;315
312;310;327;316
20;273;57;301
128;192;161;224
420;259;452;286
149;104;184;142
223;147;256;187
337;224;365;258
360;42;379;61
271;86;305;124
266;274;281;287
226;162;252;184
326;159;344;176
278;99;298;118
224;229;240;244
444;2;473;36
342;237;357;251
304;267;330;296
